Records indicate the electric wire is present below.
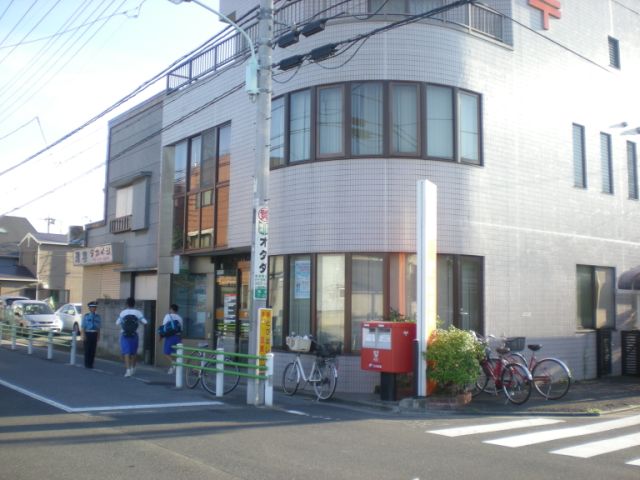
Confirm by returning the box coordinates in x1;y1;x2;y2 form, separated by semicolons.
0;0;38;48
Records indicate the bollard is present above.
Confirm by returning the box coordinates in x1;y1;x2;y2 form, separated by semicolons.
175;344;183;389
216;348;224;397
11;323;16;350
265;353;274;407
28;328;33;355
47;331;53;359
70;332;76;365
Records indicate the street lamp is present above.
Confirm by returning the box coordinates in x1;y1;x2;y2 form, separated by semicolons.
169;0;273;405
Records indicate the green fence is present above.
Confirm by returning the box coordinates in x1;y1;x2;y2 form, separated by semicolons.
0;322;78;363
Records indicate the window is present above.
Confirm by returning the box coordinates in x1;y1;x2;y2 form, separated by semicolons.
270;97;285;167
318;86;344;156
170;123;231;253
608;36;620;69
317;254;345;346
576;265;615;329
272;81;482;166
392;83;419;155
171;273;207;338
600;133;613;194
437;255;483;332
628;141;638;200
351;82;383;155
115;185;133;217
290;89;311;163
573;123;586;188
269;252;482;353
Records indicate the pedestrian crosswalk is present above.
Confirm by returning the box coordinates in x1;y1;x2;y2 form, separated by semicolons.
427;414;640;467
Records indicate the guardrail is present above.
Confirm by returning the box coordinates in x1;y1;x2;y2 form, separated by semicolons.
172;344;274;406
0;323;77;364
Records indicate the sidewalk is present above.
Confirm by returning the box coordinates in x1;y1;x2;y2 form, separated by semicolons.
2;342;640;416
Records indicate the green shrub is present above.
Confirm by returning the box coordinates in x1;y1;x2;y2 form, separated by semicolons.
425;326;484;394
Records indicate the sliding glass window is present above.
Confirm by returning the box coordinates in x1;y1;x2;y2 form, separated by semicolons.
290;90;311;163
351;82;383;155
318;86;344;156
426;85;454;159
391;83;419;155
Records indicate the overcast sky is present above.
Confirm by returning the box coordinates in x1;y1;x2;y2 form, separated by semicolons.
0;0;223;234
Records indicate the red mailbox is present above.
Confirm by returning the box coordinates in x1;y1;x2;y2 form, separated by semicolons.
360;321;415;373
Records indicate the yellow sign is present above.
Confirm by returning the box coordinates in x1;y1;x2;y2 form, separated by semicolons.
259;308;272;365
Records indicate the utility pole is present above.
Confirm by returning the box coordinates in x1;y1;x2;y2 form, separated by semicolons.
247;0;273;405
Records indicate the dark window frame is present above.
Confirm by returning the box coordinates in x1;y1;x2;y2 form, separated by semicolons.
608;36;621;69
628;141;638;200
270;80;483;169
600;132;613;194
572;123;587;189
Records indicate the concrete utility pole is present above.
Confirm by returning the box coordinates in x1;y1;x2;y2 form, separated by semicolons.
247;0;273;406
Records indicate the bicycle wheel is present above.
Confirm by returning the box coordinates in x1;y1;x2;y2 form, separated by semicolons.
282;362;300;395
501;363;532;405
506;352;528;369
202;355;241;395
471;358;498;397
184;354;201;389
313;361;337;400
532;358;571;400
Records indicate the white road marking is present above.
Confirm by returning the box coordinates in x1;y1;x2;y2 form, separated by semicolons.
428;418;564;437
551;432;640;458
484;414;640;448
626;458;640;466
283;409;309;416
0;378;222;413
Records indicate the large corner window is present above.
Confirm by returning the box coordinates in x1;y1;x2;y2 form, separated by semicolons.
576;265;615;330
628;141;638;200
271;81;482;167
171;273;207;338
573;123;586;188
269;252;483;354
170;123;231;253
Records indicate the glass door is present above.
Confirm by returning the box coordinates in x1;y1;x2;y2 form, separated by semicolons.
214;259;251;354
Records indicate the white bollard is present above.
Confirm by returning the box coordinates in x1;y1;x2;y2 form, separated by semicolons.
70;333;76;365
265;353;274;407
28;328;33;355
175;344;183;389
216;348;224;397
11;323;16;350
47;331;53;359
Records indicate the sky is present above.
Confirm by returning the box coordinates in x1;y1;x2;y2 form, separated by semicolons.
0;0;224;235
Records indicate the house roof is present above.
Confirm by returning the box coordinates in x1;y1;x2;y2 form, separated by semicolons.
0;216;37;257
29;232;68;245
0;264;36;282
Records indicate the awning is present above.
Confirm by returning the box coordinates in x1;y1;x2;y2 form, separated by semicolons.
618;266;640;290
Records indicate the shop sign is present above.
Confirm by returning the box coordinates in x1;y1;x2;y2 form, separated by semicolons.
252;206;269;300
529;0;561;30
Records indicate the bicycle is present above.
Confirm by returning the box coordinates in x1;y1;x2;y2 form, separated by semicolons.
471;332;533;405
282;335;340;401
506;343;572;400
184;342;241;396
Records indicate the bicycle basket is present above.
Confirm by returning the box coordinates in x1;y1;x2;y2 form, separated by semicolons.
316;341;342;358
504;337;525;352
286;335;312;352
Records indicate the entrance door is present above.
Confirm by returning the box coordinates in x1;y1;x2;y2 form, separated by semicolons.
214;259;250;354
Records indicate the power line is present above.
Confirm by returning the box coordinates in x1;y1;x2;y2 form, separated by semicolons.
0;0;38;48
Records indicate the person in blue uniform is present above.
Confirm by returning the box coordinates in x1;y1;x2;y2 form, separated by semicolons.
81;301;101;369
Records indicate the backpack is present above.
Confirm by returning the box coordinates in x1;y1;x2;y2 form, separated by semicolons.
121;314;139;337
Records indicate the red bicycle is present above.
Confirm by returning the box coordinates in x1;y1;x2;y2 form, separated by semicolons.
471;332;533;405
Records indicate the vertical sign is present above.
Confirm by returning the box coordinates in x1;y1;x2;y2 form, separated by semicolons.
253;206;269;299
259;308;272;366
417;179;437;397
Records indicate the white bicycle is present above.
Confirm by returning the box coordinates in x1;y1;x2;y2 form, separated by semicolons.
282;335;340;401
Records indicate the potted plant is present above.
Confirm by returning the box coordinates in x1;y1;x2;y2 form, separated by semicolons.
425;326;484;404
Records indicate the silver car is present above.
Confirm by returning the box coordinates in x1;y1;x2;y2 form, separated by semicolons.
55;303;82;334
11;300;62;333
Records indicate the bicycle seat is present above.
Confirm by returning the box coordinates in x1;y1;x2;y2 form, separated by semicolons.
496;347;510;355
527;344;542;351
197;341;209;348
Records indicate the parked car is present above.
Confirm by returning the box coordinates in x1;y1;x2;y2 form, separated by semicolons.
55;303;82;334
0;295;29;323
10;300;62;333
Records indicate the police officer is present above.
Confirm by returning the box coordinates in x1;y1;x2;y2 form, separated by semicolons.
81;301;101;369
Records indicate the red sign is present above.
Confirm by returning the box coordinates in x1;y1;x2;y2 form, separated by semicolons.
529;0;561;30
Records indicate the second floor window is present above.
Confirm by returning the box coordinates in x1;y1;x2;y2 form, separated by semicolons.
572;123;586;188
628;141;638;200
115;185;133;218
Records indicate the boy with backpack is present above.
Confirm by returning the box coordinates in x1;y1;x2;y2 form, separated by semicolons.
160;304;183;375
116;297;148;377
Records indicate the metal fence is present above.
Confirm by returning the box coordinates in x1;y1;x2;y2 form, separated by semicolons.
0;323;78;364
166;0;508;91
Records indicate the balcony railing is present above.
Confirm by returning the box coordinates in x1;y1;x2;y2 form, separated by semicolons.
166;0;509;92
109;215;132;234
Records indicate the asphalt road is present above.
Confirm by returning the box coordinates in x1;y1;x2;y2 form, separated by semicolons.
2;382;640;480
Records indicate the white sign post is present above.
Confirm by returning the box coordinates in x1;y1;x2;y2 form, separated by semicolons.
416;180;438;397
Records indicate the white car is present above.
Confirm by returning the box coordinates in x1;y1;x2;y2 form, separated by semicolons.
55;303;82;334
11;300;62;333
